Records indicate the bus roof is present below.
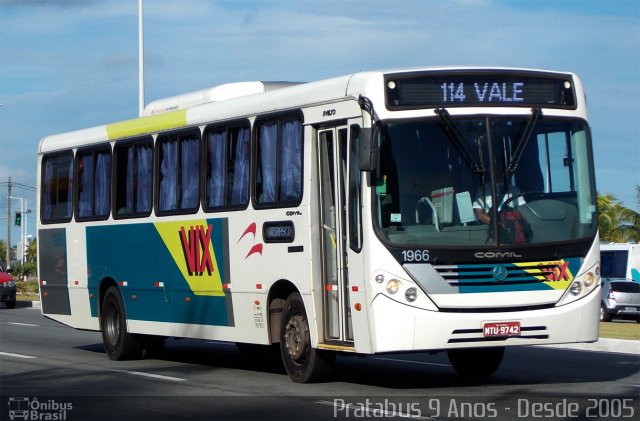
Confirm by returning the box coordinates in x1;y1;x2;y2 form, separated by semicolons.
38;66;582;154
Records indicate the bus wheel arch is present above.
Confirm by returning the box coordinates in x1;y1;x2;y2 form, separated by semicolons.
98;278;118;316
267;279;300;345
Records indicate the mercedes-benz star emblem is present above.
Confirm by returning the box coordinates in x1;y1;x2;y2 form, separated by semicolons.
493;265;508;281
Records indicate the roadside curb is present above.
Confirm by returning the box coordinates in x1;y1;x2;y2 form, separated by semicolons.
15;300;41;309
540;338;639;355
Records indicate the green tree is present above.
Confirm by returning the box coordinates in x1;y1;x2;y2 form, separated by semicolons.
597;187;640;243
26;238;37;263
0;240;6;266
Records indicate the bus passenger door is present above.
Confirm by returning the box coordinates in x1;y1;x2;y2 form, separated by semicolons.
318;125;358;344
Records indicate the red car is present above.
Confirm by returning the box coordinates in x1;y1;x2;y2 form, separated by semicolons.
0;263;16;309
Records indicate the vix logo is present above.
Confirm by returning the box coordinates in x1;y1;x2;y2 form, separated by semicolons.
539;260;572;282
179;224;215;276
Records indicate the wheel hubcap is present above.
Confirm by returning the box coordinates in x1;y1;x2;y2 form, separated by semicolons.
284;314;307;362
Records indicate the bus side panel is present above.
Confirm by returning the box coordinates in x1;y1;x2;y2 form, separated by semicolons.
86;218;234;327
38;228;71;315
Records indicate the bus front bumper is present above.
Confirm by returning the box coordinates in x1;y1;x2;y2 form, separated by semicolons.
369;286;600;353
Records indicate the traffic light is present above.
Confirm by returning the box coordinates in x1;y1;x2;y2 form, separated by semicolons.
14;211;22;226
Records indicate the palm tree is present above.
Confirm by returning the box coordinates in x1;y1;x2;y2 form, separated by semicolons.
26;239;37;263
0;240;6;266
597;188;640;243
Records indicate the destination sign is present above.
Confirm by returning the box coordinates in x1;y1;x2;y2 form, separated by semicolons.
263;220;295;243
385;72;576;110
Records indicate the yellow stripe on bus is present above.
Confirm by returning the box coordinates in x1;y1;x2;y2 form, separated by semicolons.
154;219;225;297
106;109;188;140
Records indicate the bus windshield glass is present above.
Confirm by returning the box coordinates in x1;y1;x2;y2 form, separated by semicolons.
373;116;597;247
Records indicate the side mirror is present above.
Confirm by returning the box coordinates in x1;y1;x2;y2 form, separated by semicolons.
358;127;378;172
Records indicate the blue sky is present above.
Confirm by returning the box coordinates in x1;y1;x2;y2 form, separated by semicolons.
1;0;639;245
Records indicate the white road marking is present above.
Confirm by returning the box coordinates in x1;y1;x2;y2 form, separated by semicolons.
0;351;37;359
110;369;186;382
8;322;40;327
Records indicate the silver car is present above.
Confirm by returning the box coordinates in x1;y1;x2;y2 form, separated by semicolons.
600;279;640;322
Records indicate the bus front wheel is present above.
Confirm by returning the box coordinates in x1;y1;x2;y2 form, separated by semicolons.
100;287;143;361
447;347;504;377
279;292;334;383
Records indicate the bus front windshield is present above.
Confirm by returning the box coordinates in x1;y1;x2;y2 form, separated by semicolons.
373;116;597;247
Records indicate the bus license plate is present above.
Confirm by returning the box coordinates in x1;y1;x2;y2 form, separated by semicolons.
483;321;521;337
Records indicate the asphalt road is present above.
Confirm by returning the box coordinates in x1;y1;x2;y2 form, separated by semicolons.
1;307;638;420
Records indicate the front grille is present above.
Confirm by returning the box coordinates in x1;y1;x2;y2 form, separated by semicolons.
434;261;568;288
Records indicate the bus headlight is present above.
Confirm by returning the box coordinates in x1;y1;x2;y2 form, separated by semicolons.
375;274;385;284
583;272;596;288
569;281;583;296
556;260;600;307
405;287;418;302
386;279;401;294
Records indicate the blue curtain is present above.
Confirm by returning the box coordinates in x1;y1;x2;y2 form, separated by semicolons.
78;154;93;217
230;127;250;205
64;156;73;217
279;120;302;201
180;137;199;209
259;122;278;203
94;151;111;216
136;144;152;213
124;147;134;213
207;131;226;207
43;159;54;219
159;140;178;211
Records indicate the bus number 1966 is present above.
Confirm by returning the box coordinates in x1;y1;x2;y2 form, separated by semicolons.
402;250;430;262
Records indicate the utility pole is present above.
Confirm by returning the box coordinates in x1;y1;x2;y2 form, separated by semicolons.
6;176;11;268
139;0;145;117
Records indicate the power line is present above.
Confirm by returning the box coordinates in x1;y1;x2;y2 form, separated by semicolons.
0;181;36;191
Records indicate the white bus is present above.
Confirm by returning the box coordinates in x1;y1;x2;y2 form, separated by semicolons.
37;67;600;382
601;243;640;282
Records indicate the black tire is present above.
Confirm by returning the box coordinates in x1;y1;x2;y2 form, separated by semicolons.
600;305;612;322
447;347;504;377
100;287;143;360
5;298;16;309
279;292;335;383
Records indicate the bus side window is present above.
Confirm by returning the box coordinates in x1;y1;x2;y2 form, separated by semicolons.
76;146;111;220
42;151;73;223
255;116;303;207
204;123;250;211
114;139;153;218
157;130;200;214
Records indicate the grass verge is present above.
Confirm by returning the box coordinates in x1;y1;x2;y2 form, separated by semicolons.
599;321;640;340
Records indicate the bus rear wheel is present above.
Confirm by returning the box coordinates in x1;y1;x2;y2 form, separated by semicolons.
279;292;334;383
100;287;143;361
447;347;504;377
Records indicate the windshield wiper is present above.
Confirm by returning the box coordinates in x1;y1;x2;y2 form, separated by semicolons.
508;107;542;172
435;108;485;173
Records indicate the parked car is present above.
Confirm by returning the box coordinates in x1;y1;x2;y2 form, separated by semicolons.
0;263;16;309
600;279;640;322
